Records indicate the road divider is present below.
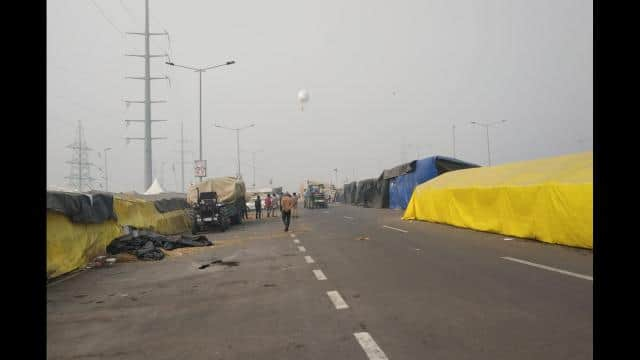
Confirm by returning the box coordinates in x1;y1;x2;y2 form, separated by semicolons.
327;290;349;309
501;256;593;281
382;225;408;233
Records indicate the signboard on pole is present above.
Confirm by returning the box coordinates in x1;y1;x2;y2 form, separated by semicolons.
194;160;207;178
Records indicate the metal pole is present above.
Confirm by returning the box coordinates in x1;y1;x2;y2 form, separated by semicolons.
198;71;203;182
104;150;108;192
78;121;82;192
252;151;256;188
143;0;152;189
452;124;456;158
180;121;185;192
236;129;241;179
485;125;491;166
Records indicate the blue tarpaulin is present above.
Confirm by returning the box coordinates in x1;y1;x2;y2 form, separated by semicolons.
388;156;479;209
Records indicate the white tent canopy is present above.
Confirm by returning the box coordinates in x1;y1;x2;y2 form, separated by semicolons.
144;178;166;195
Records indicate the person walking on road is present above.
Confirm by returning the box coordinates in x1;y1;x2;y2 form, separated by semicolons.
292;192;299;218
255;195;262;220
265;194;273;217
280;192;295;232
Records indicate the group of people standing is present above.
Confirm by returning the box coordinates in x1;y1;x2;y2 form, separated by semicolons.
252;192;300;231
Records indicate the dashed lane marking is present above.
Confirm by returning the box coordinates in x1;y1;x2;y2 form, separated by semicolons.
313;269;327;280
354;332;389;360
304;256;315;263
327;290;349;309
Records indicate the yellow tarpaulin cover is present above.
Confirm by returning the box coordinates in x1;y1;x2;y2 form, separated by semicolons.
402;152;593;249
187;177;246;205
47;195;192;279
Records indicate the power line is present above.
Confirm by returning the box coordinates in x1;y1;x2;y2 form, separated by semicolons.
88;0;123;35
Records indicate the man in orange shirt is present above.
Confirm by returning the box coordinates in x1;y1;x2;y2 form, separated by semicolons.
280;192;295;232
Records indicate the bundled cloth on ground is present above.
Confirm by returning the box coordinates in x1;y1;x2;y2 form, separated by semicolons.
107;230;212;261
402;152;593;249
47;192;193;279
389;156;479;209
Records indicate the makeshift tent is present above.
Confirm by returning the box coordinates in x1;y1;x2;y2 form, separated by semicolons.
388;156;479;209
403;152;593;249
344;182;357;204
144;178;166;195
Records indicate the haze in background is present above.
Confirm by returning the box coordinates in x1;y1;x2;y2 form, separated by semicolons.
47;0;592;193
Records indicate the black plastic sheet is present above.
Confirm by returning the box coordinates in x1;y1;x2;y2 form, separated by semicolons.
107;230;212;261
47;191;116;224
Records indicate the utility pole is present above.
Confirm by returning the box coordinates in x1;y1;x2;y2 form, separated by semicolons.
250;150;263;189
214;123;255;179
452;124;456;158
124;0;169;189
333;168;338;186
66;121;97;192
470;120;507;166
165;60;235;182
180;121;184;192
104;147;112;191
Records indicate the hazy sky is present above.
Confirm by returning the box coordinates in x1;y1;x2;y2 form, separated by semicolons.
47;0;592;193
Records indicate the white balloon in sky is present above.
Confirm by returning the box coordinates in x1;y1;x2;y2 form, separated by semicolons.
298;89;310;103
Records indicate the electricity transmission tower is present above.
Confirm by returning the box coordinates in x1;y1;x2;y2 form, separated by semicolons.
123;0;169;189
65;121;98;192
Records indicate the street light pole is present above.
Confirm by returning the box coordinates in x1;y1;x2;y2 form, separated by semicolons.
104;147;112;192
452;124;456;158
470;120;507;166
214;123;255;179
166;60;235;182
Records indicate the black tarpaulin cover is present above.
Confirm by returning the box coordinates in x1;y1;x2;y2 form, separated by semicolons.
47;191;116;224
344;182;357;204
381;161;417;180
107;230;212;261
355;177;389;208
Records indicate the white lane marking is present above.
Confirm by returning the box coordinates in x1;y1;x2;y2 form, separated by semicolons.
304;256;315;263
293;239;300;244
354;332;389;360
504;237;514;241
344;216;354;220
383;225;408;233
327;290;349;309
501;256;593;281
323;211;329;214
313;269;327;280
290;233;295;238
298;246;306;252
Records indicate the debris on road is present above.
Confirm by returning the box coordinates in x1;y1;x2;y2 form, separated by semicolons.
107;230;212;261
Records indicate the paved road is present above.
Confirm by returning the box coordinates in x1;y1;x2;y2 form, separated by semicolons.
47;204;592;359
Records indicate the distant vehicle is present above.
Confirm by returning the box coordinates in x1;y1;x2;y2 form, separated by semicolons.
303;181;328;209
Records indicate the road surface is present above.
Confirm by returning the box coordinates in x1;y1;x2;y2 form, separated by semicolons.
47;204;592;359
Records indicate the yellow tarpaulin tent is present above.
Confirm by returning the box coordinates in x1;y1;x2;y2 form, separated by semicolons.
402;152;592;249
47;195;192;279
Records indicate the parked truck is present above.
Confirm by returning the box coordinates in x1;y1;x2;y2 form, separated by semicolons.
188;177;247;225
303;180;328;209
